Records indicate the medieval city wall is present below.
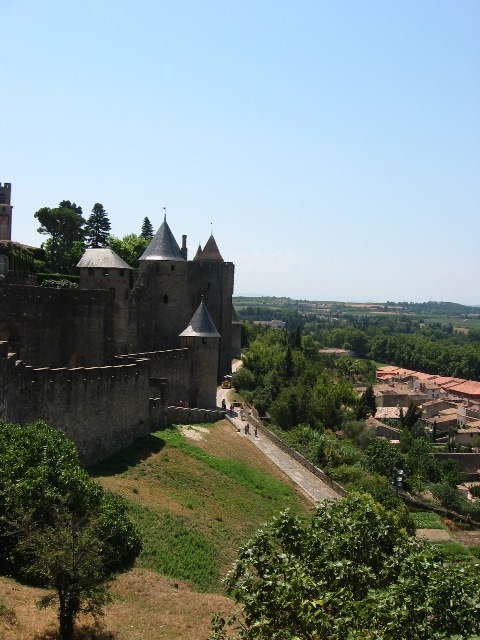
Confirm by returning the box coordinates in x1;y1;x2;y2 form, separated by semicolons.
115;348;191;405
0;282;115;367
0;341;191;466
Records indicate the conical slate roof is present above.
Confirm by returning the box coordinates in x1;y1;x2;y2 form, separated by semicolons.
194;235;223;261
139;216;185;261
77;248;132;270
179;298;220;338
194;243;202;259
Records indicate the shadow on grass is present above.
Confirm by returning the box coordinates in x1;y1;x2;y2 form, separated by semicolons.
33;623;117;639
88;433;166;477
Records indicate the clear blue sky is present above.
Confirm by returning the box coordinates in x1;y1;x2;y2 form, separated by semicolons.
2;0;479;305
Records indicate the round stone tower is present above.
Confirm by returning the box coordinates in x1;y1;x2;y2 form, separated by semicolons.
179;297;220;408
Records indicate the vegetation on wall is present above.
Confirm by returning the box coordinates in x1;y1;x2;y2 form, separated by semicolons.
0;242;34;276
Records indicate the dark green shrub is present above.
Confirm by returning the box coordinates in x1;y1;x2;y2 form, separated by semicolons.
0;420;141;579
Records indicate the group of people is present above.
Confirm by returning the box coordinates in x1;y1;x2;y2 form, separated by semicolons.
220;397;258;437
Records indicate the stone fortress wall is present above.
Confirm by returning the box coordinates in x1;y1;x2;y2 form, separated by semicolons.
0;186;240;465
0;340;195;465
0;281;116;367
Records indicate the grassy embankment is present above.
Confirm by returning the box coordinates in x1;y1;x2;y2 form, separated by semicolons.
93;421;313;592
0;420;312;640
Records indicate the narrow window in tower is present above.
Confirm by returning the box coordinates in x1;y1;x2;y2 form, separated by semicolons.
202;338;207;344
110;287;116;299
164;294;168;303
207;282;211;290
103;269;109;276
119;269;124;276
171;265;175;271
88;268;94;276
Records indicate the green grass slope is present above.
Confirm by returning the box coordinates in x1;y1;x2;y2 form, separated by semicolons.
91;422;312;593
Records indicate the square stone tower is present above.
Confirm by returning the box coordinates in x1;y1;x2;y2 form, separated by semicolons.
0;183;12;241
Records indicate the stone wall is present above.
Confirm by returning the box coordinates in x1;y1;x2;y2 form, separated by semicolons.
0;341;191;466
431;452;480;474
0;281;115;367
166;405;226;424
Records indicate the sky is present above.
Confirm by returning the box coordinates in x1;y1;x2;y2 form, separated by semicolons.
2;0;479;305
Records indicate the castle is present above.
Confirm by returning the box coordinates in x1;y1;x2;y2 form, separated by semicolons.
0;183;241;464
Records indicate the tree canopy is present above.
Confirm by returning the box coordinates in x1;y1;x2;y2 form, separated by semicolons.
34;204;85;272
212;494;480;640
107;233;149;268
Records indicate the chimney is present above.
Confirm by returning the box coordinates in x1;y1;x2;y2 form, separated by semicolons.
181;234;188;260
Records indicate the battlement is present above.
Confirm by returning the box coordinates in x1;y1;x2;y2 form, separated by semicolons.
0;183;11;189
0;341;191;465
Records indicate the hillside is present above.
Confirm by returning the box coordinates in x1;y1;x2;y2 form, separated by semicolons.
1;420;313;640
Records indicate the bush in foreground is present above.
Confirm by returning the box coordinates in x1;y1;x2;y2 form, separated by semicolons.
211;494;480;640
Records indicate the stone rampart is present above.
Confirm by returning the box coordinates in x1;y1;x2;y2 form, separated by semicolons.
0;281;115;366
0;342;191;466
431;452;480;475
166;405;226;424
115;348;190;403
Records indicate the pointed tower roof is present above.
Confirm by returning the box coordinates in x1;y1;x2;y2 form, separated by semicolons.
77;248;132;270
139;216;185;261
179;298;221;338
194;235;223;261
194;243;202;260
231;305;241;323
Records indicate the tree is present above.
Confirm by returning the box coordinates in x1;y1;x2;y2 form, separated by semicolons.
140;216;154;239
59;200;83;215
34;205;85;272
401;401;423;431
211;495;480;640
356;384;377;419
107;233;149;268
293;325;302;350
15;502;111;640
85;203;111;248
0;420;141;613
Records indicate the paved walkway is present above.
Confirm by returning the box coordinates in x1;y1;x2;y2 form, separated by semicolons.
217;373;340;503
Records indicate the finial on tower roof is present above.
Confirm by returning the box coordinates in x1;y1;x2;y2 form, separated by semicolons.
163;206;166;222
